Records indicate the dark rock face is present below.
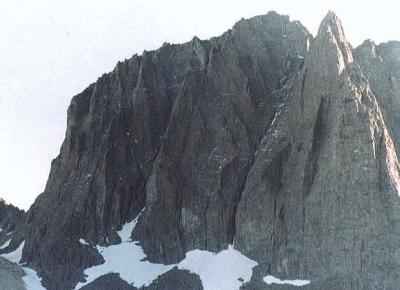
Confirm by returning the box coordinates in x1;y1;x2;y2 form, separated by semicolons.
79;268;202;290
140;267;203;290
0;199;23;234
4;10;400;290
133;12;310;264
79;273;138;290
0;199;23;248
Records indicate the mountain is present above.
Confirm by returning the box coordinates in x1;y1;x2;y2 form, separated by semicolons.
2;10;400;290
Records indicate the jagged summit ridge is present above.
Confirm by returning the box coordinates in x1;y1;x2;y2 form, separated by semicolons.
4;11;311;290
2;11;400;290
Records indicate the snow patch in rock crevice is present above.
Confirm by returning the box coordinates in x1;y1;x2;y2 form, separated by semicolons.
1;241;46;290
263;275;310;286
0;238;11;249
76;211;258;290
79;239;90;246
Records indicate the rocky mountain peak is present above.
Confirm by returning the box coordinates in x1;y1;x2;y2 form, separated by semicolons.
316;11;353;71
290;13;353;145
356;39;380;62
317;10;344;39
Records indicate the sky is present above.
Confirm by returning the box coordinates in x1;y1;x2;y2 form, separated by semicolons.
1;0;399;209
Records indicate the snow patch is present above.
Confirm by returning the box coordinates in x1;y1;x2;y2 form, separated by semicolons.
270;113;278;127
0;238;11;249
178;246;257;290
75;210;174;289
79;239;90;246
263;275;310;286
22;267;47;290
1;241;24;263
1;241;46;290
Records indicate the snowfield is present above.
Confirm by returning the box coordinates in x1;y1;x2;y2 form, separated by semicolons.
75;212;175;289
76;211;258;290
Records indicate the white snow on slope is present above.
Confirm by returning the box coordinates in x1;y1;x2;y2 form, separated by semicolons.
21;267;47;290
1;241;24;263
0;238;11;249
79;239;90;246
178;245;257;290
76;211;258;290
1;241;46;290
263;275;310;286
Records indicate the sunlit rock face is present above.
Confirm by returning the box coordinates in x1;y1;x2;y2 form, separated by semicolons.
238;12;400;290
354;40;400;157
2;10;400;290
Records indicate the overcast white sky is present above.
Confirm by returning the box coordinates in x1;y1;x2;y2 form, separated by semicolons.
1;0;399;209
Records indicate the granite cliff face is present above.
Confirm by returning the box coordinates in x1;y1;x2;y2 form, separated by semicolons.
239;12;400;289
354;40;400;156
2;10;400;290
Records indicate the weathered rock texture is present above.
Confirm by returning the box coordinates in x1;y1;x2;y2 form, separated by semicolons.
0;257;25;290
133;11;310;265
0;199;24;248
79;273;137;290
239;12;400;290
140;267;203;290
3;10;400;290
0;199;23;233
294;17;400;289
354;40;400;155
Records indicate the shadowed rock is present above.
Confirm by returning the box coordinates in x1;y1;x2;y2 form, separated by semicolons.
78;268;202;290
